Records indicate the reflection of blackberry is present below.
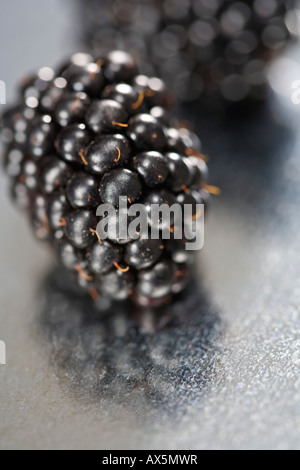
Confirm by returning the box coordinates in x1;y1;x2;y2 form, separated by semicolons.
1;51;210;306
40;268;222;414
79;0;297;102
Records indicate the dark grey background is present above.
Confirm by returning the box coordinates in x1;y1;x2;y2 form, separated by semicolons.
0;0;299;450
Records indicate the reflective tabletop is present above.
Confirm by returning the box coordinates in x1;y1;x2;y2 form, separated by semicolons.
0;0;299;450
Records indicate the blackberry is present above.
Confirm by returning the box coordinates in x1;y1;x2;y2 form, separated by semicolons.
124;237;164;270
10;179;31;211
101;268;135;301
55;123;92;165
30;193;51;242
54;92;91;127
1;50;211;306
99;168;143;206
57;52;95;76
102;83;144;114
27;115;56;158
132;151;169;187
85;100;128;134
39;155;72;194
143;189;177;231
20;67;55;109
21;158;39;191
127;113;167;151
64;210;98;249
39;78;68;113
165;152;192;192
3;145;25;179
1;105;37;146
104;50;139;82
62;61;105;96
136;259;176;299
66;172;100;209
86;241;123;275
102;207;136;245
85;134;131;175
47;192;71;231
56;238;84;270
79;0;297;102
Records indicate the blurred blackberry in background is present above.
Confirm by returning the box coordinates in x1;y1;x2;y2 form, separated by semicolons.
79;0;299;102
1;51;210;308
79;0;161;77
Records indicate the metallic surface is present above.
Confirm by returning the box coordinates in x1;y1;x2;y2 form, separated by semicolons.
0;0;299;450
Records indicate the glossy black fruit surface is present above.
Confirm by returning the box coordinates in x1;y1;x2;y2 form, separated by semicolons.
127;114;167;151
64;210;97;249
55;124;92;166
54;92;90;127
137;260;176;299
39;155;72;194
104;50;138;83
132;151;169;187
47;192;71;231
67;172;100;209
30;193;50;242
165;153;192;193
85;99;128;134
21;159;39;191
79;0;296;102
3;146;25;178
27;116;56;158
62;62;105;96
125;237;164;270
39;77;67;113
56;238;84;270
99;169;142;206
101;208;135;245
85;134;131;175
100;268;135;301
87;241;122;275
143;189;178;231
1;50;211;304
1;106;36;146
102;83;143;114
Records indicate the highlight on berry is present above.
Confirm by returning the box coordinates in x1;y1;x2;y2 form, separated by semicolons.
96;196;205;251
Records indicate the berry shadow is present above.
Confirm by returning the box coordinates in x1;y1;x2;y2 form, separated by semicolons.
37;267;222;420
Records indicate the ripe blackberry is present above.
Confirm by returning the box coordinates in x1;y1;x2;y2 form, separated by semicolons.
55;124;92;165
1;50;211;306
86;241;123;275
85;100;128;134
143;189;177;231
124;237;164;270
79;0;298;102
47;191;71;231
127;114;167;151
132;151;169;187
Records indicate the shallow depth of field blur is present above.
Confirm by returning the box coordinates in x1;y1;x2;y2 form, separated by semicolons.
0;0;299;451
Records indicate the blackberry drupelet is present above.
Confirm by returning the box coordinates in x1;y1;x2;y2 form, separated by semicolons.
79;0;298;102
1;50;211;306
